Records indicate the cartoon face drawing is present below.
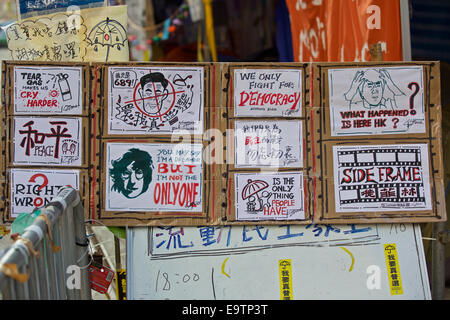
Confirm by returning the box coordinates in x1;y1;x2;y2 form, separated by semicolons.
137;72;169;116
109;148;153;199
344;68;405;110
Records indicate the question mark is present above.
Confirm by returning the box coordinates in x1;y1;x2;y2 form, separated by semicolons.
28;173;49;208
392;117;399;129
408;82;420;115
28;173;49;191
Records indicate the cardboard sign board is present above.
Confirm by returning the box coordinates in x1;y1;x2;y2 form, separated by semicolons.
106;66;204;135
105;143;203;212
127;224;430;299
96;140;218;226
218;63;312;225
312;62;445;224
0;60;445;226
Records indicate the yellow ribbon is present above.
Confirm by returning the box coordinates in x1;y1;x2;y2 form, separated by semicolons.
0;263;29;283
15;237;40;259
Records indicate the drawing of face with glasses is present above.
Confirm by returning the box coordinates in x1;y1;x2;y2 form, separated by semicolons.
110;148;154;199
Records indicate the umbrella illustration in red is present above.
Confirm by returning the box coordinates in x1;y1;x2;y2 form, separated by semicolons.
87;17;127;62
241;179;268;212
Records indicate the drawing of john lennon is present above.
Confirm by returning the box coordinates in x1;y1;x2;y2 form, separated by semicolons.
110;148;154;199
137;72;170;116
343;69;405;110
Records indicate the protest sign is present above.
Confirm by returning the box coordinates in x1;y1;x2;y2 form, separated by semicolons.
10;116;85;166
104;142;203;213
234;172;305;221
5;5;129;62
106;66;204;135
12;65;84;115
232;68;303;117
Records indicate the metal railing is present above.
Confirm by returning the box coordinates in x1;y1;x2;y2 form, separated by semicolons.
0;187;91;300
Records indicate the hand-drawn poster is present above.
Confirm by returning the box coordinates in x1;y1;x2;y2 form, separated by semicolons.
328;66;425;136
5;5;128;62
234;120;303;168
333;144;432;212
10;168;79;218
105;143;203;212
13;117;82;166
235;172;305;221
107;66;204;134
13;66;83;114
233;69;302;117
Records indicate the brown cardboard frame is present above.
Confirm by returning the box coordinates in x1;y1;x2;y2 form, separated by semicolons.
312;61;446;223
95;139;221;226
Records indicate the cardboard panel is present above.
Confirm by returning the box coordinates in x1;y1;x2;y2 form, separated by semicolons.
95;62;217;142
94;139;220;226
316;140;444;223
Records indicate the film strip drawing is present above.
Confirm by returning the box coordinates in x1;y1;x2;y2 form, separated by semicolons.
333;144;432;212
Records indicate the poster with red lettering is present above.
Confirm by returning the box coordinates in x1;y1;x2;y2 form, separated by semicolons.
13;66;83;114
10;169;79;218
328;66;425;136
105;143;203;212
235;172;305;221
333;144;432;212
233;69;302;117
13;117;82;166
234;120;303;168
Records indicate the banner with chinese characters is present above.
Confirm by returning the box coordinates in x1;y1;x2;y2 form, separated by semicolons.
285;0;403;62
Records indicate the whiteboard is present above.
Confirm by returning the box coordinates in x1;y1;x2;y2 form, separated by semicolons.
126;224;430;300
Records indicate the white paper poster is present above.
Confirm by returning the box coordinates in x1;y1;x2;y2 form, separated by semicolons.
13;66;83;114
106;143;203;212
333;144;432;212
328;66;425;136
233;69;302;117
234;120;303;168
235;172;305;221
10;169;79;218
13;117;82;166
107;66;204;134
